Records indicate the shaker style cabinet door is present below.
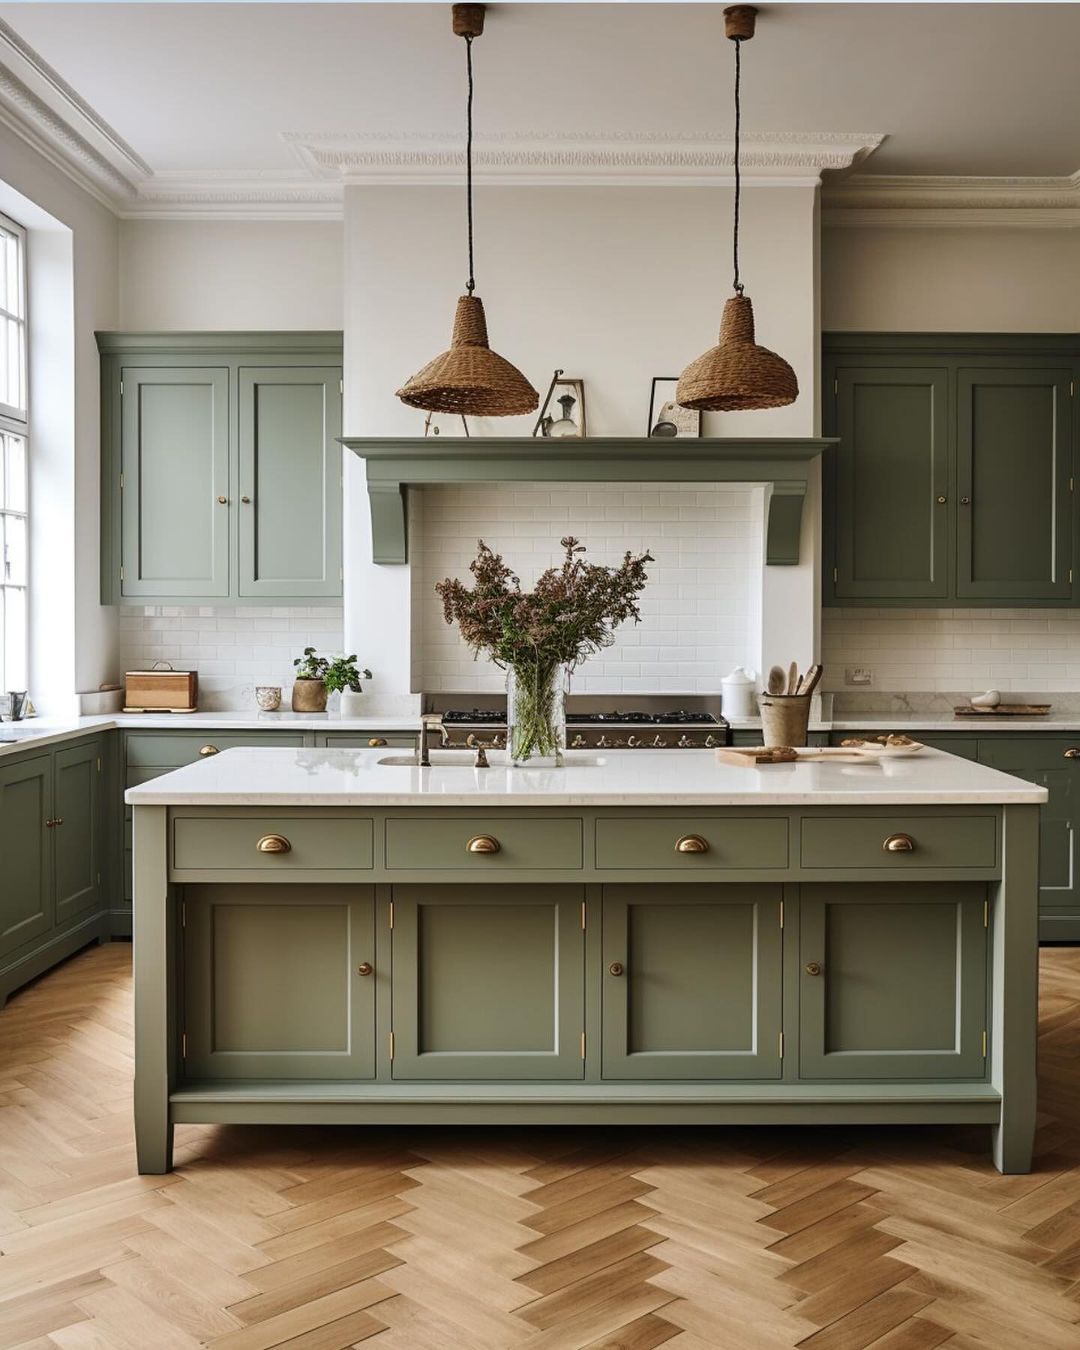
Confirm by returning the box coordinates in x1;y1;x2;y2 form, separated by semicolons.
799;883;987;1080
237;367;343;598
955;368;1073;601
390;885;585;1080
183;884;377;1079
0;755;52;959
119;367;231;598
52;740;101;927
601;885;783;1080
831;367;950;600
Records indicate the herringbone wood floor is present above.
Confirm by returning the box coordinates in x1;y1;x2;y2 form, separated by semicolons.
2;944;1080;1349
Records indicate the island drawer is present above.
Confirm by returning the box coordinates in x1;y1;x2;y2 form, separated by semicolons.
127;732;305;768
595;817;788;870
800;815;997;870
386;817;583;871
172;815;374;871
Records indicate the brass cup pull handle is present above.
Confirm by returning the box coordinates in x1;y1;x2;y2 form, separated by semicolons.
199;744;220;757
883;833;915;853
256;834;292;854
675;834;710;854
357;962;373;977
368;738;388;747
609;961;625;977
1065;748;1080;759
805;961;823;977
466;834;500;854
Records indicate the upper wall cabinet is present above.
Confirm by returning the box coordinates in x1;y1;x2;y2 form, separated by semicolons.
823;337;1078;608
98;333;343;605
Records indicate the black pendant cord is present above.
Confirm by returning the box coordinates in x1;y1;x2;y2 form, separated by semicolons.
465;34;476;295
732;35;743;296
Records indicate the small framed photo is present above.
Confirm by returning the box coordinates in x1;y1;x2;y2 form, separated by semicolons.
648;377;701;438
537;376;586;438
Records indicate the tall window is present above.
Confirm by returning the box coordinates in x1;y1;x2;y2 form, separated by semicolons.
0;212;27;691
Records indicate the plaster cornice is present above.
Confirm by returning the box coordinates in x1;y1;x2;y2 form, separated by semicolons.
823;172;1080;228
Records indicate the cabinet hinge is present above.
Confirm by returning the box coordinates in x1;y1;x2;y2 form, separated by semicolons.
982;1029;988;1058
339;378;344;396
388;901;394;930
581;901;586;930
181;1032;187;1059
779;1031;785;1059
119;379;123;396
119;565;124;581
580;1031;586;1060
388;1031;394;1060
983;898;989;928
779;900;784;930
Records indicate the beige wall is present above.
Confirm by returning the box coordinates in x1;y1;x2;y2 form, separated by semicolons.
822;226;1080;331
119;219;343;330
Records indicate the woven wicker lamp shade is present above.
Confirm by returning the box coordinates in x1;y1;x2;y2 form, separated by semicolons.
397;294;538;416
676;294;798;412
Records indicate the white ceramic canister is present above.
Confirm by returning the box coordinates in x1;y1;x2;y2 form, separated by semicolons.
721;667;758;720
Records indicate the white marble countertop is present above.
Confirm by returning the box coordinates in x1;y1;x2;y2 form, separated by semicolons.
125;746;1047;807
728;714;1080;733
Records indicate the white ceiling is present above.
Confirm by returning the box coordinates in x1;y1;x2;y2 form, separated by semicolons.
0;1;1078;182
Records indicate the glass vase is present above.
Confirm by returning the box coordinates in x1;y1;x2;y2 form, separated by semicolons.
506;660;567;767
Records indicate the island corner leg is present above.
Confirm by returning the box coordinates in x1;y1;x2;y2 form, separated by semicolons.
132;804;178;1176
990;803;1040;1175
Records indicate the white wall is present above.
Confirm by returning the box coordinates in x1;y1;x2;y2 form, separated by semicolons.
118;219;343;330
822;227;1080;332
344;183;821;705
0;121;119;712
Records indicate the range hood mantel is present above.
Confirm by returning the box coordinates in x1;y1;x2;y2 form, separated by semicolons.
342;436;832;565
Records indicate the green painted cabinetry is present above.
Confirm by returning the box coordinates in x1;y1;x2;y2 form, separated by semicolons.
823;337;1079;607
600;884;782;1079
98;333;343;605
53;739;103;927
0;754;51;960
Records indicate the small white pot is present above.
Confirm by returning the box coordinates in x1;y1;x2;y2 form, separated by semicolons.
340;689;367;718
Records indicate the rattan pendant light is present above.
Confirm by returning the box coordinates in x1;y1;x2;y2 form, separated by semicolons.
397;4;538;418
677;5;798;413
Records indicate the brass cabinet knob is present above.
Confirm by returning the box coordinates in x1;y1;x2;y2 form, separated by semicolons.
675;834;710;854
241;495;251;504
936;495;947;504
609;961;625;977
882;833;915;853
217;495;227;504
357;962;373;977
1065;749;1080;759
368;738;388;747
199;744;220;757
960;496;971;505
466;834;500;854
805;961;823;977
256;834;292;854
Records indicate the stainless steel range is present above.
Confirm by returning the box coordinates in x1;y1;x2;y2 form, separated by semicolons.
425;694;730;749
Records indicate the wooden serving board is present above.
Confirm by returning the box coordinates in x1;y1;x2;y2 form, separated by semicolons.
953;704;1051;716
715;746;867;767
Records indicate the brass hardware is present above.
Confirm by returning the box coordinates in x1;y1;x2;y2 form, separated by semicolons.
368;738;388;747
466;834;500;854
982;1029;988;1057
779;900;784;929
937;495;947;504
960;496;971;505
198;744;220;757
609;961;625;977
44;817;56;828
241;495;251;503
388;1031;394;1060
54;817;63;827
882;832;915;853
675;834;710;854
357;962;373;977
1064;748;1080;759
217;495;227;504
984;898;989;928
256;834;292;854
805;961;823;977
779;1031;784;1058
473;745;490;768
580;1031;586;1059
581;900;586;930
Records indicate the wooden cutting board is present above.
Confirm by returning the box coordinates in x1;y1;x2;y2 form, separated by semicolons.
953;704;1051;716
715;746;868;766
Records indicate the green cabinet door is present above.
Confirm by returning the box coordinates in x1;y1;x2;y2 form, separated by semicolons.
53;739;101;927
120;367;230;597
799;883;987;1080
956;369;1073;600
831;367;949;599
601;884;782;1080
977;737;1080;930
184;884;376;1079
0;755;52;959
238;367;342;597
391;885;585;1080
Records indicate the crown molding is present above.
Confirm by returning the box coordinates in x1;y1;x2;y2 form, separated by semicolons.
823;171;1080;228
283;129;886;188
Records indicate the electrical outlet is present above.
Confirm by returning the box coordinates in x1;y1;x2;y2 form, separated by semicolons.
845;667;873;686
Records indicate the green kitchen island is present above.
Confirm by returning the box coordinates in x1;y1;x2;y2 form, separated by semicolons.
126;746;1046;1174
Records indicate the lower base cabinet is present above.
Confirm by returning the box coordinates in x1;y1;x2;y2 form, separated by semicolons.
601;884;782;1079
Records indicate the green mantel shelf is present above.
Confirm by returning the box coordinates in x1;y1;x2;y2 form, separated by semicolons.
342;437;834;565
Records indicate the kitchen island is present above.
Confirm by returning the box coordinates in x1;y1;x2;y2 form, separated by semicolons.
127;747;1045;1174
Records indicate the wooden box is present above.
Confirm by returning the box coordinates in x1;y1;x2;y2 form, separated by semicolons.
124;668;198;712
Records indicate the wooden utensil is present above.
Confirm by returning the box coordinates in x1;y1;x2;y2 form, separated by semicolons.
953;703;1050;717
787;662;798;695
801;663;823;698
766;666;786;696
715;745;799;766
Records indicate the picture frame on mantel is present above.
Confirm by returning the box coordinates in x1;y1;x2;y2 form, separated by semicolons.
648;377;702;438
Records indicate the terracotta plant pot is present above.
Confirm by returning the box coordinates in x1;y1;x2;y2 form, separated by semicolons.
291;678;328;713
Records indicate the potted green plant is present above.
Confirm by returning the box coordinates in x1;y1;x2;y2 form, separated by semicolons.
325;654;373;718
291;646;330;712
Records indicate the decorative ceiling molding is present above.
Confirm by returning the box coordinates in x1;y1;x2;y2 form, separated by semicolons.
823;172;1080;228
283;129;886;187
